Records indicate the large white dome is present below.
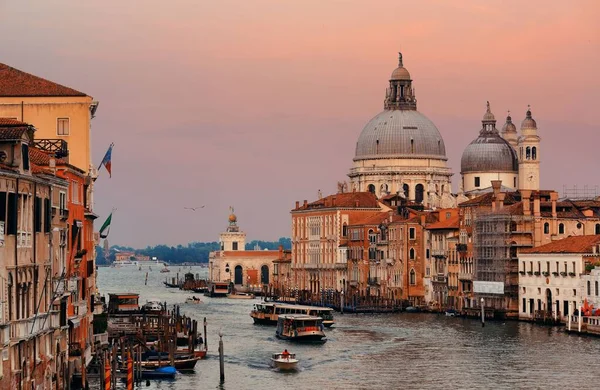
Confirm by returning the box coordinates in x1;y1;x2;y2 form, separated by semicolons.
354;109;447;161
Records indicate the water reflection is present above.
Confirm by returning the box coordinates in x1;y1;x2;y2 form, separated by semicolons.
98;267;599;390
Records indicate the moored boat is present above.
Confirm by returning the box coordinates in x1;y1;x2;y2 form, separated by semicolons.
227;292;255;299
275;315;326;343
185;296;203;304
140;354;200;371
271;352;298;371
142;299;163;313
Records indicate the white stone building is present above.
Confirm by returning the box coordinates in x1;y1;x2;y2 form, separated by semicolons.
581;266;600;308
518;235;600;322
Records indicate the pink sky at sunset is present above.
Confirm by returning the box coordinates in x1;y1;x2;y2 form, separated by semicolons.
1;0;599;247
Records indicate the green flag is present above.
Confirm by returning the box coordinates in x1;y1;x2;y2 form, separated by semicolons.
99;212;112;238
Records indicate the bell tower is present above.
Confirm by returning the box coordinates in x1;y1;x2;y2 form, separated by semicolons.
219;207;246;251
517;106;541;190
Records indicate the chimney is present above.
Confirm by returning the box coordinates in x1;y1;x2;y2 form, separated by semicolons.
355;200;359;207
497;192;506;209
491;180;502;197
521;190;532;216
420;214;426;226
295;201;299;209
278;245;283;258
550;191;558;218
303;200;308;207
533;195;541;217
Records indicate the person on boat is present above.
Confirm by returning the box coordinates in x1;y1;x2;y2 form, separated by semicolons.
281;349;290;360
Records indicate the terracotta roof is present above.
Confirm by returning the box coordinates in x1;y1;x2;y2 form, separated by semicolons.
459;192;519;207
351;212;390;226
0;118;32;140
521;235;600;254
0;63;86;97
28;147;67;166
427;215;459;230
0;163;16;172
294;192;380;211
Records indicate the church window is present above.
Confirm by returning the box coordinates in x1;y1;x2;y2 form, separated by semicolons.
474;177;480;187
368;184;375;194
409;248;415;260
415;184;424;203
399;85;404;98
532;147;537;160
438;140;441;154
410;139;414;153
409;269;416;285
559;223;565;234
526;147;531;160
376;139;379;154
595;224;600;235
232;242;238;250
544;223;549;234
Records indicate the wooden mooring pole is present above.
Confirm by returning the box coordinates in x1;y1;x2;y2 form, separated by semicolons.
219;330;225;382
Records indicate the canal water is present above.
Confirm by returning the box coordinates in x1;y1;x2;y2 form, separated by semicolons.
98;267;600;389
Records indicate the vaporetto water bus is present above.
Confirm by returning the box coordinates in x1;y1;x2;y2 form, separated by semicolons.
250;302;335;327
275;315;327;343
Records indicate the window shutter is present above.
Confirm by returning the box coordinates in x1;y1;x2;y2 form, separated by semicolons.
34;197;42;233
0;192;6;223
7;193;17;235
44;198;51;233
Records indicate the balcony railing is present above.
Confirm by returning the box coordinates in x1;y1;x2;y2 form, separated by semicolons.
432;275;447;283
9;312;58;341
431;249;446;257
33;139;69;158
458;272;473;281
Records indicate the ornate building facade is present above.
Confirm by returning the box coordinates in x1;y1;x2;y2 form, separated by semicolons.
348;53;454;207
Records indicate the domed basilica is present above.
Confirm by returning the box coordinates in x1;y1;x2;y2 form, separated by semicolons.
348;53;540;206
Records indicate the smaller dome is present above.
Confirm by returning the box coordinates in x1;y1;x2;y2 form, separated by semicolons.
501;113;517;134
228;214;237;223
391;66;411;80
521;107;537;129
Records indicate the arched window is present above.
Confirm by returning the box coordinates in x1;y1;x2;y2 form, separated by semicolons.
409;269;416;285
526;146;531;160
403;184;409;198
587;280;591;296
409;248;415;260
559;223;565;234
234;265;243;285
510;221;517;232
532;146;537;160
415;184;424;204
368;184;375;194
261;265;269;285
544;223;549;234
596;224;600;235
342;223;348;237
410;139;414;153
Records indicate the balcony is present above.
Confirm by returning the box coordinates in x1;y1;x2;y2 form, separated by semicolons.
432;275;447;283
458;272;472;281
53;278;66;296
431;249;446;257
10;312;57;341
368;277;380;286
74;301;88;317
33;139;69;158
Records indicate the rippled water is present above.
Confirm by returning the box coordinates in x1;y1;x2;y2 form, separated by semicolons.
98;267;600;390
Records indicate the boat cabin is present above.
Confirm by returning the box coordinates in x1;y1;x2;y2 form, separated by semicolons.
275;315;326;343
108;293;140;314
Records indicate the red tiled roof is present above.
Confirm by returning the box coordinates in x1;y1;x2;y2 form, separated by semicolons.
0;118;32;140
351;212;390;226
29;147;67;166
521;235;600;254
0;163;16;172
0;64;87;97
294;192;380;211
427;215;459;230
458;192;519;207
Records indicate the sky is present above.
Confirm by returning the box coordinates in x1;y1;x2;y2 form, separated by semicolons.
1;0;599;248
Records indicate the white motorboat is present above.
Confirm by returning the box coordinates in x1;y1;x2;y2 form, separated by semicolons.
185;297;203;304
142;299;163;312
271;353;298;371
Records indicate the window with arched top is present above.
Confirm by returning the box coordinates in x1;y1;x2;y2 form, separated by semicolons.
342;223;348;237
410;139;414;153
409;248;415;260
532;146;537;160
526;146;531;160
409;269;416;285
368;184;375;194
544;223;549;234
403;184;409;198
415;184;424;204
559;223;565;234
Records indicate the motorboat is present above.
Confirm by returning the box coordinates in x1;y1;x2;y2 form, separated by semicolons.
141;366;177;379
275;315;326;343
271;352;298;371
445;309;458;317
185;296;203;304
227;292;255;299
251;303;335;327
405;306;420;313
142;299;163;313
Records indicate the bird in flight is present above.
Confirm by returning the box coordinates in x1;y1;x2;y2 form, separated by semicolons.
184;206;205;211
